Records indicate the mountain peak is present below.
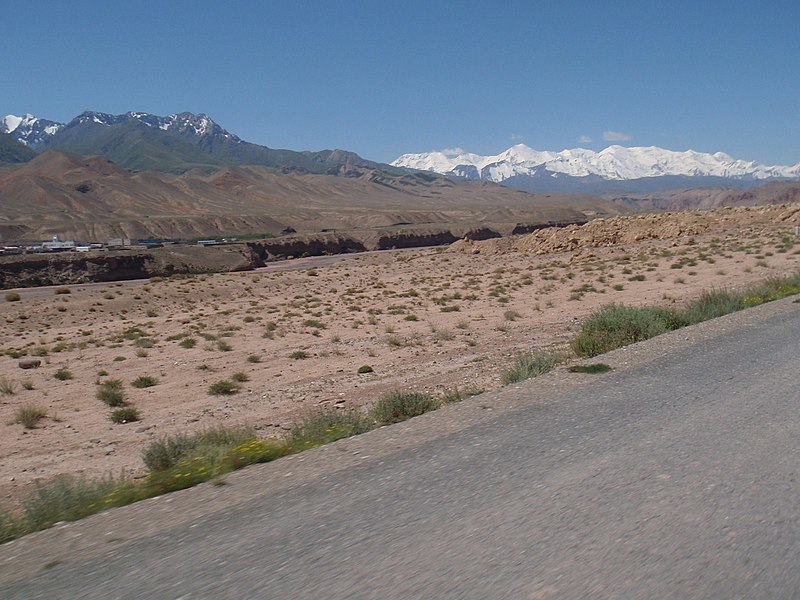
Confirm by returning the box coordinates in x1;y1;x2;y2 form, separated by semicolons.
392;145;800;183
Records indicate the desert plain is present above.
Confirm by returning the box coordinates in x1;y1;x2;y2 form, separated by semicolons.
0;202;798;510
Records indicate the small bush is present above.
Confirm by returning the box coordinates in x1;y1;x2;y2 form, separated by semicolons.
501;351;562;384
4;292;21;302
441;386;484;403
131;375;157;388
97;380;126;407
288;409;373;451
110;407;140;424
142;425;256;472
208;379;240;395
54;287;71;295
20;474;139;532
231;372;249;383
289;350;309;360
246;354;261;363
681;289;743;324
0;376;15;395
357;365;374;374
503;310;522;321
571;304;685;358
216;340;233;352
568;363;613;374
370;391;439;425
179;337;197;349
54;368;73;381
14;404;47;428
224;439;287;470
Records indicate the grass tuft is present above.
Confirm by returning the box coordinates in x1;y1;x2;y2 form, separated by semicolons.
14;404;47;428
370;391;439;425
501;351;562;385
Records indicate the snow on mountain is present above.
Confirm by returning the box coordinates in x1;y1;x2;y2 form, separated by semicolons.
2;111;241;147
392;144;800;182
1;114;64;145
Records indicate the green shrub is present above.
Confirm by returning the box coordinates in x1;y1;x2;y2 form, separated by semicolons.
4;292;21;302
681;289;743;324
230;372;249;383
131;375;157;388
224;439;287;470
142;426;256;472
501;351;562;384
357;365;374;374
54;368;73;381
110;407;140;424
288;409;373;451
208;379;240;395
21;474;139;532
97;380;125;407
246;354;262;363
14;404;47;428
571;304;685;358
289;350;309;360
370;391;439;425
179;337;197;349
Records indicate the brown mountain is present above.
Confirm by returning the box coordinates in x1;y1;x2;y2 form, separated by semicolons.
0;150;629;243
608;181;800;212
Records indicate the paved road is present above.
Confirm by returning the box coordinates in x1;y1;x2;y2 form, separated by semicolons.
2;298;799;599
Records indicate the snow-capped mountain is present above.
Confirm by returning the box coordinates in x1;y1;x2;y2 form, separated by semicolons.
1;114;64;146
2;111;240;148
392;144;800;183
0;109;385;175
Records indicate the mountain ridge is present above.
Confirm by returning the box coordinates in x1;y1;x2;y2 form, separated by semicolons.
391;144;800;191
1;110;393;175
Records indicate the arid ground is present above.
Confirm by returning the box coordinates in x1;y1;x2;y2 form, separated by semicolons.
1;203;798;509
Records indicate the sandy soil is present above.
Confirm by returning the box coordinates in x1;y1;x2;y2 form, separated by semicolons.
1;204;798;509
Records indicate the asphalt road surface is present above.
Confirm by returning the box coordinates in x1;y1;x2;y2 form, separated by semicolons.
2;298;799;599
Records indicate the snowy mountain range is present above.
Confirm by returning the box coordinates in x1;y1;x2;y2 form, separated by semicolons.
392;144;800;193
0;110;386;175
1;111;239;147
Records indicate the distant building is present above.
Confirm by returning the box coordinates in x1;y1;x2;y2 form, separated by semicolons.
107;237;132;248
41;236;76;252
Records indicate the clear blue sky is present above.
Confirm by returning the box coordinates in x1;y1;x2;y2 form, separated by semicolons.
3;0;799;165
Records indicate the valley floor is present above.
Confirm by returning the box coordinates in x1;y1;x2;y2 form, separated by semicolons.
0;203;798;509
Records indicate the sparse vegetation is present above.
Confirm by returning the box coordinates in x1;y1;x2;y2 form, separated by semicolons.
501;351;562;385
110;407;140;424
0;376;15;395
96;380;126;407
357;365;374;374
54;368;73;381
13;404;47;428
208;379;240;395
370;391;439;425
4;292;21;302
131;375;157;388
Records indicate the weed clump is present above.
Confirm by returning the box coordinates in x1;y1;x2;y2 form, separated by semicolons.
110;407;140;424
97;380;126;407
131;375;157;388
14;404;47;428
208;379;240;395
501;351;562;384
370;391;439;425
288;409;372;451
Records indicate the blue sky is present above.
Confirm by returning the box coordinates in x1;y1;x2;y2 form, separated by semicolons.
3;1;799;165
